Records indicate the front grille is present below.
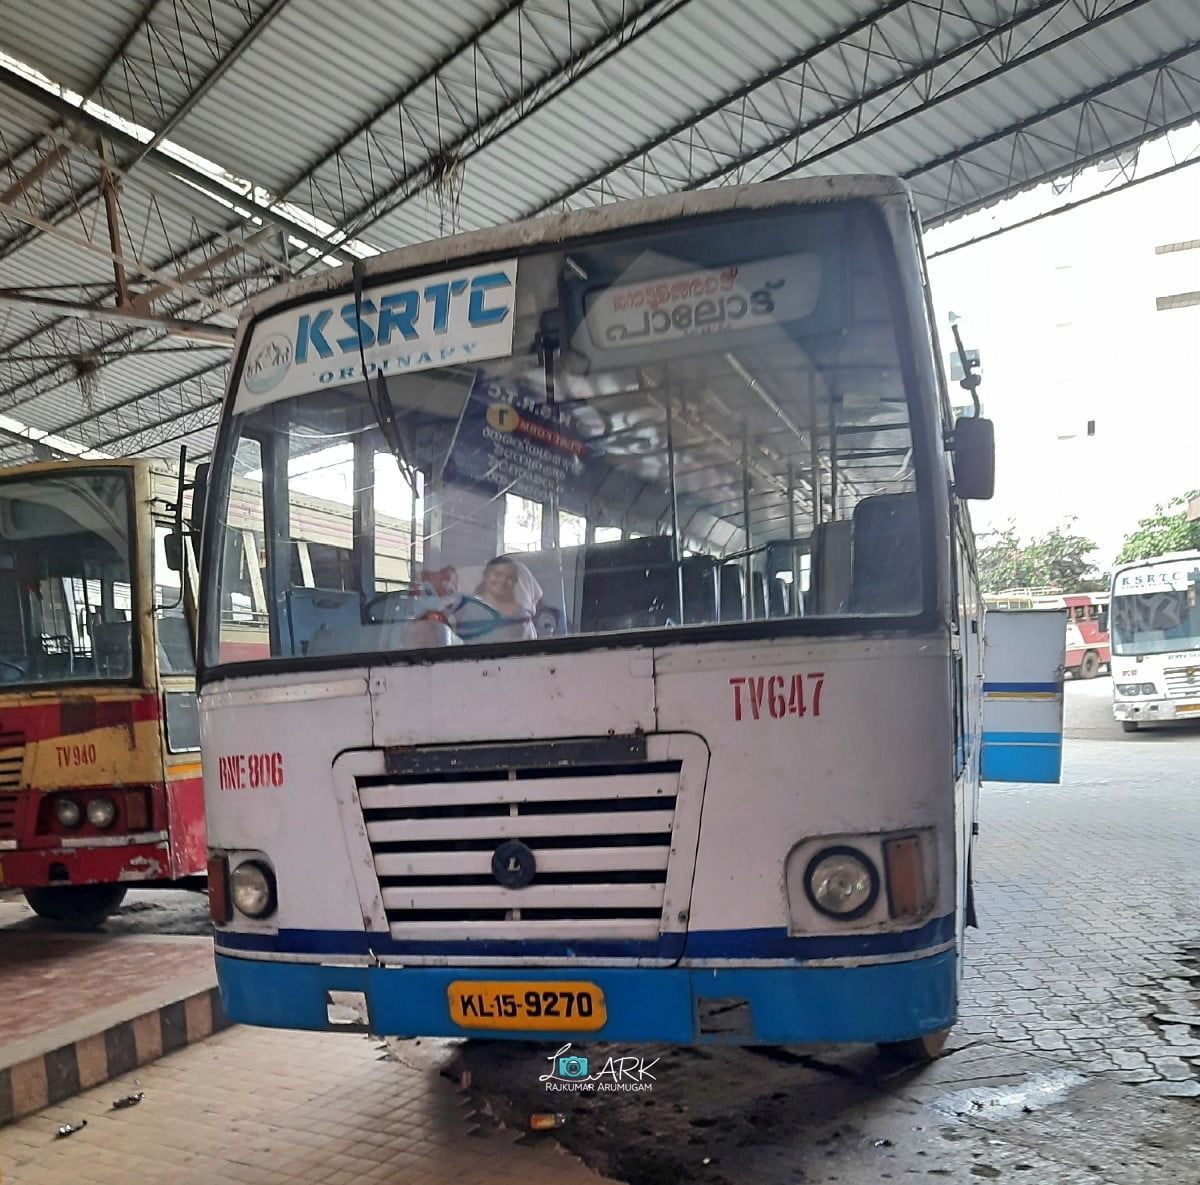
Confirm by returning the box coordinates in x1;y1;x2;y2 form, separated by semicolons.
0;731;26;793
359;748;682;941
1163;667;1200;699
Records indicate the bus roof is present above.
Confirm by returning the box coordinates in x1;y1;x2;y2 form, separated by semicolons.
1111;551;1200;580
0;456;157;481
239;175;915;326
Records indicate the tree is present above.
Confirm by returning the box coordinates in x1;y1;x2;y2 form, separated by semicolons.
1115;490;1200;563
977;519;1105;594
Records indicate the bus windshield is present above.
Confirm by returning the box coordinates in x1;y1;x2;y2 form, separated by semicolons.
207;201;927;668
1111;562;1200;656
0;469;135;686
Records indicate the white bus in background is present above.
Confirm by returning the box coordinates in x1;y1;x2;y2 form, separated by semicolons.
1109;552;1200;732
192;176;1064;1062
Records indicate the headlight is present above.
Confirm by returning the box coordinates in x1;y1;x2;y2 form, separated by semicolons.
53;796;82;828
230;860;277;918
805;846;879;920
86;797;116;828
1141;683;1157;696
1117;683;1150;696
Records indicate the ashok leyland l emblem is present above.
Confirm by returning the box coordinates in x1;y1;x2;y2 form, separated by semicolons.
492;840;537;888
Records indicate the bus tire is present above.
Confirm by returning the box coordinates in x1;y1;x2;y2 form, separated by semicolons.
1121;720;1139;734
22;885;128;929
1079;651;1101;679
878;1028;950;1064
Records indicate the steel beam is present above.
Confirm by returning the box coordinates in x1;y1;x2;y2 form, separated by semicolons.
0;291;234;343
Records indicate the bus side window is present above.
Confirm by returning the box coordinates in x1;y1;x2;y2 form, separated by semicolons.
157;616;195;675
154;524;195;675
164;690;201;751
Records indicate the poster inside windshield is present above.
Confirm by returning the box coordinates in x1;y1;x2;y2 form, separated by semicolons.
443;372;604;506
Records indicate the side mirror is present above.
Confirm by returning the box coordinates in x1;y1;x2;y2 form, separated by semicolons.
951;415;995;500
163;530;183;573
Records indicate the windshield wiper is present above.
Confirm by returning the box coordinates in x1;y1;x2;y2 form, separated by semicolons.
353;260;419;496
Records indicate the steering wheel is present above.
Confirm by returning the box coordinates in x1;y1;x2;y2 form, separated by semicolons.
449;595;521;641
0;658;27;679
361;592;524;640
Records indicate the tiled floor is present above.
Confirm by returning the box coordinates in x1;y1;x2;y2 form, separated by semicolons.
0;1026;614;1184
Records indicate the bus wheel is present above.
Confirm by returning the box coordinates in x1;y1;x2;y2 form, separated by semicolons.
878;1028;950;1064
1121;721;1140;734
23;885;128;929
1079;651;1100;679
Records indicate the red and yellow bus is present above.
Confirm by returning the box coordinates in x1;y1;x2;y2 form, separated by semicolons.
986;589;1110;679
0;458;203;926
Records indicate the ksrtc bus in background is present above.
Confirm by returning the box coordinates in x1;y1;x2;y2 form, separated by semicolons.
1109;552;1200;732
0;459;202;926
985;589;1109;679
195;177;1063;1058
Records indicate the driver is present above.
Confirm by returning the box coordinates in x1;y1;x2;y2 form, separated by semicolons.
463;556;542;642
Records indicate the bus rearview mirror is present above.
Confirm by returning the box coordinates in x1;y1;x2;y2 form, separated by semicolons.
951;416;995;501
163;531;183;573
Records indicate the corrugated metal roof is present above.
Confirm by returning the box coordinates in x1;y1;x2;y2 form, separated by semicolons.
1;0;1198;462
0;0;141;95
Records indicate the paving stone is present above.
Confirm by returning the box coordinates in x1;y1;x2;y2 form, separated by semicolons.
1146;1057;1197;1082
961;735;1200;1097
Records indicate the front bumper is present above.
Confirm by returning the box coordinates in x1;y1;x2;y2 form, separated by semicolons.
214;947;957;1045
0;836;171;888
1113;699;1200;725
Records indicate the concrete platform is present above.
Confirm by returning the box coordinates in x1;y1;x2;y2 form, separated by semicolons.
0;891;224;1126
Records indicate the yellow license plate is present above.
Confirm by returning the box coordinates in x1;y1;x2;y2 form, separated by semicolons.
447;981;606;1031
1177;703;1200;713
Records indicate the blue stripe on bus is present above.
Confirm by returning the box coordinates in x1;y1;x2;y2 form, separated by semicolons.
213;913;955;963
981;740;1062;783
982;681;1060;694
214;947;958;1045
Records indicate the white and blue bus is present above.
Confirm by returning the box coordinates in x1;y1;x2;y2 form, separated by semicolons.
194;177;1062;1058
1109;551;1200;732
